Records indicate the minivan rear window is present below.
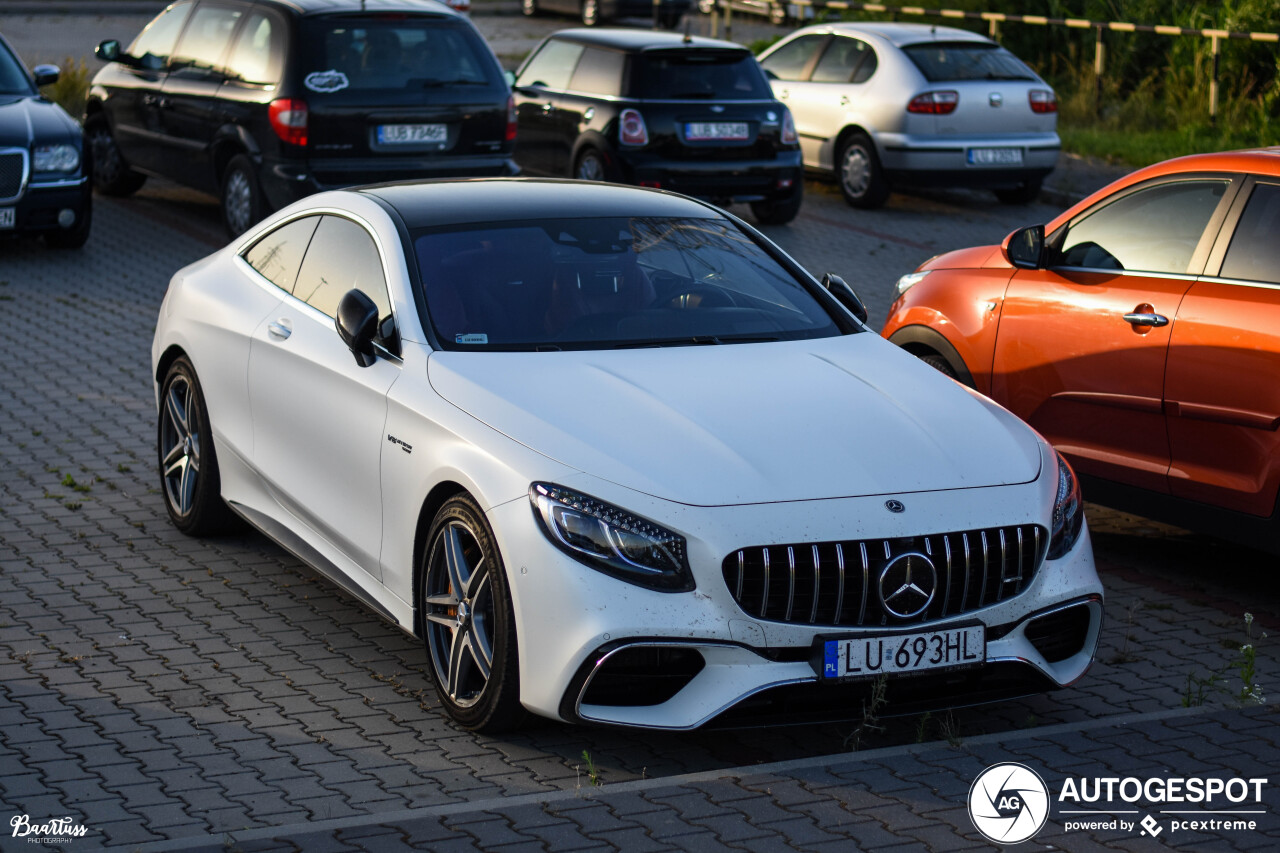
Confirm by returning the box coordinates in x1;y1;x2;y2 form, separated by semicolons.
903;42;1036;82
301;17;498;92
630;51;772;100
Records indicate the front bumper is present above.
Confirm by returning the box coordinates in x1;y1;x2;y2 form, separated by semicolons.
258;154;520;211
876;132;1059;188
0;177;90;237
488;461;1102;730
617;150;803;204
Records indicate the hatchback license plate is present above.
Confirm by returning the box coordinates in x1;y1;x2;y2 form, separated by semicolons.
821;625;984;679
0;207;13;229
968;147;1023;166
686;122;749;141
377;124;447;145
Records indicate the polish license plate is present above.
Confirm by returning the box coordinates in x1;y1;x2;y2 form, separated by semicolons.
967;147;1023;166
377;124;447;145
685;122;749;141
0;207;13;229
820;624;984;679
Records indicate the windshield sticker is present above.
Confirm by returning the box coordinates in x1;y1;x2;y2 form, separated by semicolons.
304;70;349;93
456;333;488;345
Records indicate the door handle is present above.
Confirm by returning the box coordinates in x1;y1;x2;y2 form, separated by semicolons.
840;95;850;106
1123;312;1168;328
778;89;789;100
267;319;292;340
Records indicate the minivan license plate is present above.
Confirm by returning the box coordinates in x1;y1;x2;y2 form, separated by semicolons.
967;147;1023;166
377;124;447;145
0;207;13;229
686;122;749;141
821;625;984;679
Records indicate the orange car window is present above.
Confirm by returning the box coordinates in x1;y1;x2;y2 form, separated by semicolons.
1220;183;1280;284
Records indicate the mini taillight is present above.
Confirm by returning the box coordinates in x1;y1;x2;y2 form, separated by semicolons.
1029;89;1058;114
619;108;648;146
505;94;517;142
781;108;797;145
907;91;959;115
269;98;308;146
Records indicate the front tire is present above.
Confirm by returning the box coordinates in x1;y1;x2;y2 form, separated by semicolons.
221;154;263;238
421;494;524;732
157;357;235;536
750;182;803;225
86;117;145;197
919;352;958;380
837;132;890;209
573;147;614;182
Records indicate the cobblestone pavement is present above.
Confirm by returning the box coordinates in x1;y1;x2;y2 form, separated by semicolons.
0;10;1277;853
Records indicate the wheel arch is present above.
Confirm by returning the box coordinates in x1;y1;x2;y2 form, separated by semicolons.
211;126;259;189
570;132;615;171
887;324;976;389
154;343;188;386
834;124;880;161
411;480;470;636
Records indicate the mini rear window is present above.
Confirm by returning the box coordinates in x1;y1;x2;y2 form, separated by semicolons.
630;51;772;100
301;17;498;92
903;42;1036;83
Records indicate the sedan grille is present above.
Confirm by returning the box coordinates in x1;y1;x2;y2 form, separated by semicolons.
723;524;1046;628
0;150;27;202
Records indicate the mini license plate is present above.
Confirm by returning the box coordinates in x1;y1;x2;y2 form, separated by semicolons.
376;124;447;145
967;147;1024;166
686;121;749;141
820;625;984;679
0;207;13;229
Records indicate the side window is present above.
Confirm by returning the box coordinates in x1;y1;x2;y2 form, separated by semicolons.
515;39;585;91
811;37;871;84
170;4;243;74
568;47;624;97
1054;180;1229;274
244;216;320;293
129;1;194;64
852;46;877;83
293;216;392;324
223;11;282;85
1219;183;1280;284
759;35;826;82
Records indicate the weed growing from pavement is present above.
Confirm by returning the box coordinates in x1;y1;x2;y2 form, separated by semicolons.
581;750;602;787
914;711;932;743
1182;613;1266;707
1106;600;1143;665
843;675;888;751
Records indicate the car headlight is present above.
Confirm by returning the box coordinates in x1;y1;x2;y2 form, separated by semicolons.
894;269;931;296
530;482;693;592
33;144;80;173
1047;452;1083;560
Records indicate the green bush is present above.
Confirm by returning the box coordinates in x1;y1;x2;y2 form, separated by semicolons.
41;57;91;120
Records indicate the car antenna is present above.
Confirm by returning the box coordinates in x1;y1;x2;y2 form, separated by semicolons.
683;19;692;43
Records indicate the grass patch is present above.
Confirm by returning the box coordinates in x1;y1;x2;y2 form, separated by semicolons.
1061;123;1279;169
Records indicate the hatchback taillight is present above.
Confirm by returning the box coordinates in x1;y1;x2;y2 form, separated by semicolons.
1029;89;1058;114
620;108;648;146
781;108;797;145
269;98;308;146
505;94;517;142
906;91;959;115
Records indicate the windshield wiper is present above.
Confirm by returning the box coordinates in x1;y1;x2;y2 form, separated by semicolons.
615;334;780;349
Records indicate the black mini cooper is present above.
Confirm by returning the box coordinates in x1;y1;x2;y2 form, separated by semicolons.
512;29;804;224
86;0;517;237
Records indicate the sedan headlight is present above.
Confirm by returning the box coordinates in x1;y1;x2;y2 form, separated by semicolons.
530;483;693;592
1047;452;1083;560
33;144;80;173
894;269;931;296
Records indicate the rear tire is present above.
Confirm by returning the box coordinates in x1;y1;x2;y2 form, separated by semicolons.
87;117;145;197
157;357;236;536
750;182;803;225
221;154;263;238
837;132;889;209
573;147;616;182
994;179;1042;204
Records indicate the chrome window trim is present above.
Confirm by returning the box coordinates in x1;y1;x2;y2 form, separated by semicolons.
1046;266;1201;281
0;147;30;204
1195;275;1280;291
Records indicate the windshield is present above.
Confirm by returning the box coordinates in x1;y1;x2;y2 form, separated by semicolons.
903;42;1037;82
630;51;773;100
415;216;845;350
300;17;498;91
0;41;33;95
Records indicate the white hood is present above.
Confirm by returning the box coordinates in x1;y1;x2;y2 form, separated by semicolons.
428;334;1041;506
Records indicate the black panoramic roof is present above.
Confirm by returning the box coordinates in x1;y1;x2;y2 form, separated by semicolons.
359;178;726;228
263;0;461;19
546;27;751;53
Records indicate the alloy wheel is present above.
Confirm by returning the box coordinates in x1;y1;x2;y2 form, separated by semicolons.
89;126;123;186
223;169;253;236
158;375;200;518
841;145;872;199
424;520;496;708
576;152;605;181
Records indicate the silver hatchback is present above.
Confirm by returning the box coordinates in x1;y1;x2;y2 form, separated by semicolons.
757;22;1059;208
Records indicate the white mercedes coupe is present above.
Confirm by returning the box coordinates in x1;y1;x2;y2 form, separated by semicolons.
151;179;1102;732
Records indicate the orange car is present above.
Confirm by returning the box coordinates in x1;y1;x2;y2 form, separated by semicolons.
882;149;1280;553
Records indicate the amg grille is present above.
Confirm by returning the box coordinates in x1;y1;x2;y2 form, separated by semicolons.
0;150;26;201
723;524;1047;628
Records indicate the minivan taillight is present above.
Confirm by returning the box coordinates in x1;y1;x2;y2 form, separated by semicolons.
1029;89;1058;114
907;91;959;115
620;108;648;146
269;98;308;146
781;108;797;145
505;94;517;142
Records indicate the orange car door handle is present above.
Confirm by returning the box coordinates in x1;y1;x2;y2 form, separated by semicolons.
1123;312;1168;328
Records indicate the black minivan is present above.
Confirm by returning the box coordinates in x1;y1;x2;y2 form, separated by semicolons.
86;0;517;236
512;30;804;224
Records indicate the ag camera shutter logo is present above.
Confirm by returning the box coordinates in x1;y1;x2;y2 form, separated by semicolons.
969;762;1050;844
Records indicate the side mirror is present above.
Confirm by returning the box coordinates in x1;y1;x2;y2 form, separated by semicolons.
1004;224;1044;270
32;64;60;87
822;273;869;325
95;39;121;62
336;289;379;367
